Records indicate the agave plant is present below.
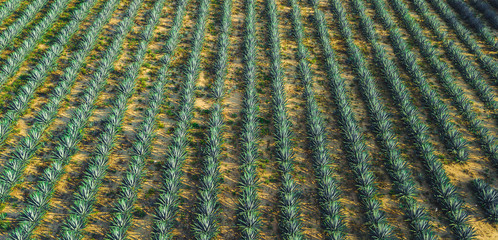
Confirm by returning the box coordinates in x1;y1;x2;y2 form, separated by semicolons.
348;0;481;238
0;0;48;52
472;179;498;222
411;0;498;110
369;0;476;238
151;0;210;239
0;0;74;86
3;0;138;239
409;0;498;167
0;0;23;22
468;0;498;28
236;2;262;240
397;21;471;162
0;0;103;208
192;7;231;232
310;1;396;239
265;1;304;239
98;1;183;240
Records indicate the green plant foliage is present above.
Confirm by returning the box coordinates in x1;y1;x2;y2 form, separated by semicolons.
151;0;210;238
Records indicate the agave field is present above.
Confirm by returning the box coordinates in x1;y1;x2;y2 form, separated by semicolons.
0;0;497;239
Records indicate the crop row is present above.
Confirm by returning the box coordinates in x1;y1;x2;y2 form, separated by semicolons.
56;0;161;238
410;0;498;113
390;0;498;192
192;0;231;239
425;0;498;85
0;0;495;238
371;0;475;237
468;0;498;29
310;0;393;238
0;0;97;161
151;0;210;238
355;0;471;167
0;0;73;87
3;0;140;239
287;0;346;238
0;0;100;177
0;0;113;207
446;0;497;49
266;0;304;238
104;0;186;239
472;179;498;223
0;0;48;52
408;0;498;169
391;0;471;164
0;0;23;24
344;0;439;238
236;0;262;239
